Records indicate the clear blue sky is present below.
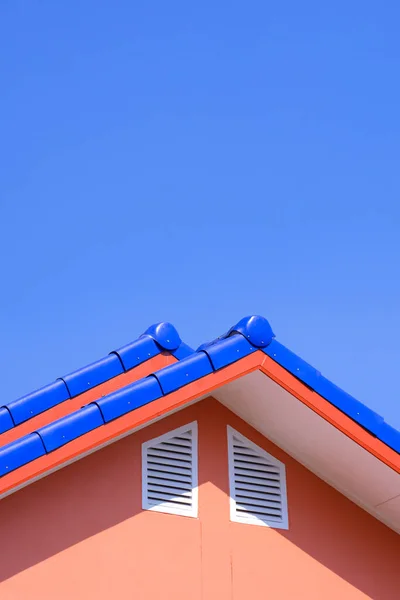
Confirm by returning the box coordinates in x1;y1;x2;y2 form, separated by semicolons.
1;2;399;428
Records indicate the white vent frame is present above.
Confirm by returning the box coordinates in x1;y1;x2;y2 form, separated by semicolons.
227;426;288;529
142;421;198;518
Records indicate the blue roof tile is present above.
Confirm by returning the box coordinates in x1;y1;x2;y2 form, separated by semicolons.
154;351;213;395
264;340;320;387
38;404;105;453
6;380;70;426
201;334;256;370
112;337;160;371
96;376;163;423
0;433;46;477
171;342;194;360
142;322;181;351
60;354;124;398
0;408;14;435
312;375;384;436
228;315;275;348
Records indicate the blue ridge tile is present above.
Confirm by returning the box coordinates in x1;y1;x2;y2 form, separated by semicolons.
142;322;181;351
38;404;105;453
172;342;194;360
0;407;14;434
61;354;124;398
6;380;70;426
0;433;46;477
264;340;319;386
96;376;163;422
202;335;256;371
313;376;384;435
153;352;213;395
228;315;275;348
112;337;160;371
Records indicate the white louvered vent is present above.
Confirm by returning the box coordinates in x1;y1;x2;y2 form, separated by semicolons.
227;426;288;529
142;422;198;517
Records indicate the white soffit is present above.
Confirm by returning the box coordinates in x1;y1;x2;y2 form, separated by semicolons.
213;370;400;533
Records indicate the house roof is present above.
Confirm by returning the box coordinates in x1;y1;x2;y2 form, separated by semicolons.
0;315;399;529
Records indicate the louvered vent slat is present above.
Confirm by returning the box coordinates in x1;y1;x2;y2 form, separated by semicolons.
148;476;193;489
235;480;280;492
148;490;193;503
228;427;288;529
142;422;198;517
235;488;281;502
147;456;192;469
148;481;193;492
147;463;192;477
235;467;280;478
159;440;192;450
147;448;192;461
235;495;281;509
236;510;283;522
234;475;281;489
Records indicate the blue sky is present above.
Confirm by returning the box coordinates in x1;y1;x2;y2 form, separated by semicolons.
1;2;399;428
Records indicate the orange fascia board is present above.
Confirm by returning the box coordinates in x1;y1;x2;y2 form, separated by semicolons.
0;351;398;498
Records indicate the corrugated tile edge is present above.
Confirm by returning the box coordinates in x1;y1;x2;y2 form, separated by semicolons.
0;315;398;478
0;322;194;435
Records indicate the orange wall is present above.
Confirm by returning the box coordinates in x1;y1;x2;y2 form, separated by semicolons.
0;398;399;600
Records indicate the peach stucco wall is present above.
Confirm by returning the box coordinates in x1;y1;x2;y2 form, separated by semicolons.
0;398;399;599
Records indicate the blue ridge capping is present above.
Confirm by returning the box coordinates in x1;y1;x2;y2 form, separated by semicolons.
60;354;125;398
313;376;384;436
142;322;181;351
0;433;46;477
96;376;163;423
153;352;214;395
197;339;219;353
172;342;194;360
201;335;256;371
38;404;105;453
0;408;14;435
112;337;160;371
228;315;275;348
6;380;71;426
264;340;320;387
